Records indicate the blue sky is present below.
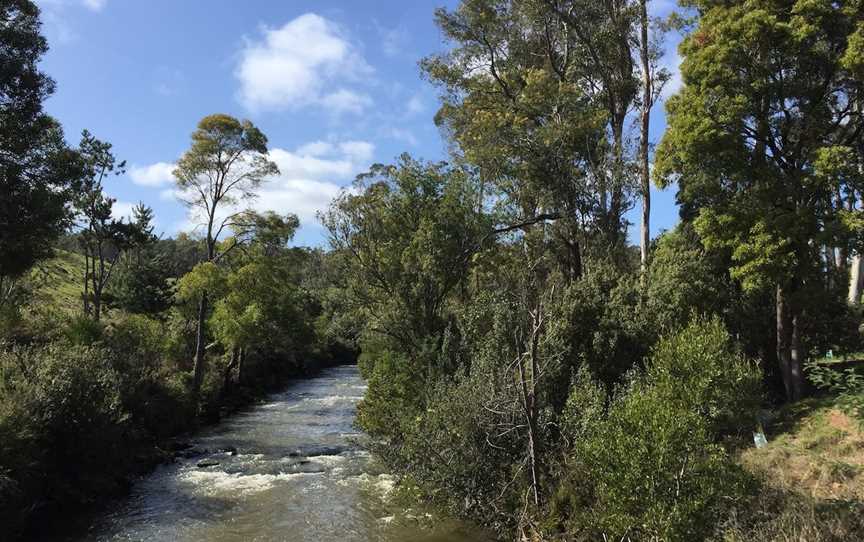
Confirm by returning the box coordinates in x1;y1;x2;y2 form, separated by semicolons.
35;0;681;247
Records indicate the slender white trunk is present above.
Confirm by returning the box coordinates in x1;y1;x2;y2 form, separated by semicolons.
849;255;863;304
639;0;651;274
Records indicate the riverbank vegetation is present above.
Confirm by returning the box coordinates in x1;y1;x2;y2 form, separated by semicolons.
3;0;864;540
321;0;864;540
0;3;350;536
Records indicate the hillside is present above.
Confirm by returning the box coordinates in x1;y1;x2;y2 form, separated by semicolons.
29;249;86;316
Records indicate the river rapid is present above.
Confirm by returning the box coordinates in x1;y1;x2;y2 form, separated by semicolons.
71;365;488;542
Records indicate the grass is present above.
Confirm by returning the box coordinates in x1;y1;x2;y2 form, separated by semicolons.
28;249;86;316
716;397;864;541
741;398;864;501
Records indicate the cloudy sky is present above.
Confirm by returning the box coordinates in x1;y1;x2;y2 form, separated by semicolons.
36;0;682;246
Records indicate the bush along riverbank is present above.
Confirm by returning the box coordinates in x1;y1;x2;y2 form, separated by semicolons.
1;236;356;540
0;315;355;540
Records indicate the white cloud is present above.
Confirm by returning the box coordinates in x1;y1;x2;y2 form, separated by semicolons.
406;94;425;116
235;13;373;114
296;141;335;157
253;179;343;225
257;140;374;223
129;162;175;187
388;127;418;146
82;0;106;11
171;139;375;233
111;201;136;222
337;141;374;163
376;23;410;58
319;89;373;115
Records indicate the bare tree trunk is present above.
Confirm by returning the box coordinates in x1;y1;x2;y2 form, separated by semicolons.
192;293;208;393
776;285;802;401
518;302;544;507
609;119;625;243
638;0;651;275
83;253;91;317
790;310;803;400
849;254;863;304
223;347;239;396
237;347;245;387
836;190;848;274
826;245;836;289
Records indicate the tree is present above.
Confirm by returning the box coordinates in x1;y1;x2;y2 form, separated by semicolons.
173;114;278;393
110;204;171;317
73;131;140;321
636;0;669;273
0;0;80;289
321;156;489;440
655;0;864;400
423;0;645;280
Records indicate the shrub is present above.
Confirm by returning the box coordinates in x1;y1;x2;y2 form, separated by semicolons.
550;317;761;541
0;344;132;532
62;314;104;345
807;359;864;421
648;316;762;438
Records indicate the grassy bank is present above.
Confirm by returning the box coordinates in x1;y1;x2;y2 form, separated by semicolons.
719;398;864;540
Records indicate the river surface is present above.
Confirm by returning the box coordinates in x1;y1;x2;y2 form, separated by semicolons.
72;365;488;542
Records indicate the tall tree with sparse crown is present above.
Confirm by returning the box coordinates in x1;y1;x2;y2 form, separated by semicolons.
173;114;278;393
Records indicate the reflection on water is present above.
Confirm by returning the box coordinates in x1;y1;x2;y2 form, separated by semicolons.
72;365;489;542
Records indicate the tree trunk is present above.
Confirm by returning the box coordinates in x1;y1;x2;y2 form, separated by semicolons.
790;309;803;401
638;0;651;275
518;304;544;507
237;347;245;387
776;285;803;401
826;246;836;290
83;254;91;317
223;347;239;396
192;293;208;394
849;254;863;304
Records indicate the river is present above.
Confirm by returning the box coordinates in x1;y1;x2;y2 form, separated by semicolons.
71;365;488;542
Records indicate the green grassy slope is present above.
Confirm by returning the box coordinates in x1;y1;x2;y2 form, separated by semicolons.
29;249;86;316
720;398;864;541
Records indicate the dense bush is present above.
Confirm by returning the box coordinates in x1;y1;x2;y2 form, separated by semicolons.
0;343;132;534
548;318;762;541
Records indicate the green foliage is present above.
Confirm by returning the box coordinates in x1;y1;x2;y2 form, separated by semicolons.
173;114;278;258
323;156;488;440
176;261;226;307
109;253;173;316
807;359;864;422
63;313;104;345
550;317;761;541
646;225;732;332
0;343;131;532
563;264;652;386
0;0;80;281
648;317;762;437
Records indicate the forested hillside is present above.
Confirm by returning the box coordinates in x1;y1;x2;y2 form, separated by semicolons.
2;0;864;540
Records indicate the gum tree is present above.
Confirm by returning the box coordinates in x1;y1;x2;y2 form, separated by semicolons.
173;114;278;393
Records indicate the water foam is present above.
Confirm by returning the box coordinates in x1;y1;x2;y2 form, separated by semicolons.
179;469;323;496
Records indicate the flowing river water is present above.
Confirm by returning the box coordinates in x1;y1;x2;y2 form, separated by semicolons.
71;365;489;542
